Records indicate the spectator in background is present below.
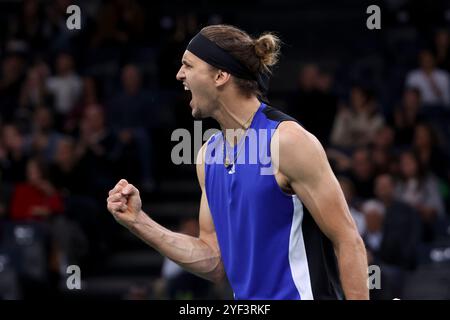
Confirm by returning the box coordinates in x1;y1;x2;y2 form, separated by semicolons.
371;125;396;175
289;64;338;145
91;0;145;48
0;54;26;123
75;104;119;198
349;148;376;199
361;198;415;300
405;50;450;106
374;174;421;269
46;53;83;122
17;64;53;132
392;88;422;146
432;29;450;73
396;150;445;242
361;200;385;263
9;158;64;221
24;107;62;163
107;64;154;191
7;0;47;50
49;137;90;196
412;122;450;183
328;147;377;199
0;124;29;183
330;85;384;148
64;76;101;134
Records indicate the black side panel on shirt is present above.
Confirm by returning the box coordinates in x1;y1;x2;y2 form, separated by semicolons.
302;206;345;299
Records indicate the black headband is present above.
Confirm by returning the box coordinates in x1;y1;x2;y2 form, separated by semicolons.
186;32;269;94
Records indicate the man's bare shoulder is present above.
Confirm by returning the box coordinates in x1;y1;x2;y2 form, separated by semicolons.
274;121;328;181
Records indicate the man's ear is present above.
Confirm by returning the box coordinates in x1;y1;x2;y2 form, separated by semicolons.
215;70;231;87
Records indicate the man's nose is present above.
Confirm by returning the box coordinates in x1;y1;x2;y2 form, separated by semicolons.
176;67;185;81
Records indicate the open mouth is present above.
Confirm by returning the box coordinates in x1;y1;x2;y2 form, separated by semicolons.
183;83;193;105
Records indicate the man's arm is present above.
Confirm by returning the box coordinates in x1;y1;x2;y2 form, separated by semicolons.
273;121;369;300
106;144;225;283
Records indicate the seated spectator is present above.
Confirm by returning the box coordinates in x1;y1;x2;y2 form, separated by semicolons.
349;148;376;199
46;53;83;121
0;53;26;123
374;174;421;269
49;136;90;196
75;104;119;198
405;50;450;106
18;65;53;116
0;124;29;183
361;199;411;300
64;76;101;134
432;29;450;73
288;64;337;145
391;88;422;146
396;150;445;242
371;125;396;175
9;157;64;221
24;106;62;163
107;64;155;190
412;122;450;183
330;85;385;148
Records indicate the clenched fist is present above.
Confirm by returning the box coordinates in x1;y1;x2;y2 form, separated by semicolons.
107;179;142;229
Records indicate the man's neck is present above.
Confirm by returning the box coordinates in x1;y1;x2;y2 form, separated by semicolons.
213;95;261;132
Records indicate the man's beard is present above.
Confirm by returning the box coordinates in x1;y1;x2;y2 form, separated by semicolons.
192;107;206;120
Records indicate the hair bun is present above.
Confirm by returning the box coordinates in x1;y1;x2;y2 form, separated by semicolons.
254;33;281;70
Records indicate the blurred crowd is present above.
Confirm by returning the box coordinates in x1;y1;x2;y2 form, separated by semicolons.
0;0;449;299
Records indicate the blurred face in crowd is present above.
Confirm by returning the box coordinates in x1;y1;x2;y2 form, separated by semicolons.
2;124;23;151
83;105;105;132
55;138;75;166
26;159;44;184
372;147;389;172
2;55;24;82
374;174;395;203
400;152;419;179
419;50;435;72
363;205;384;234
299;64;319;91
352;149;373;179
317;72;333;92
176;50;220;119
413;124;433;149
403;89;420;115
26;67;42;89
34;107;53;131
121;65;142;95
373;126;395;149
350;86;367;111
56;53;74;75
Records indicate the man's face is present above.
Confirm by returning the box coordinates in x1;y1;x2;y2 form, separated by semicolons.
375;175;394;202
176;51;218;119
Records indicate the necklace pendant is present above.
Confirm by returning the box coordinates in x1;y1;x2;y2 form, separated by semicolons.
224;157;231;168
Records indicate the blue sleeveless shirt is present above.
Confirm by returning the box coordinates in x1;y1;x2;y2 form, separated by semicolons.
204;102;344;300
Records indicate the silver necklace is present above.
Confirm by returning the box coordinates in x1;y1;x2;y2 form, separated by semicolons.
223;112;256;169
